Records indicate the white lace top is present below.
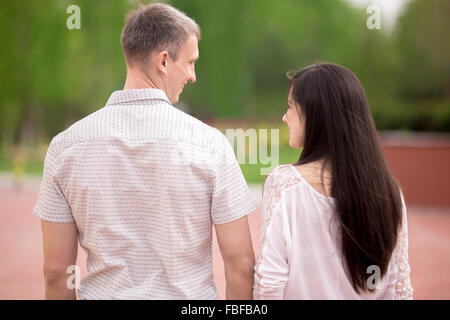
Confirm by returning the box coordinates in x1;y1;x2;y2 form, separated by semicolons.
253;165;413;300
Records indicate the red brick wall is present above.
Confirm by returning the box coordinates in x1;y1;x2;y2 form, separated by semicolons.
382;143;450;207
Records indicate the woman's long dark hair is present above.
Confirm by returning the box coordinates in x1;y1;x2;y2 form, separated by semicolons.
289;63;403;293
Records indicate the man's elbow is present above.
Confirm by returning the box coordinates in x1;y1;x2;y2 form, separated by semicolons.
225;254;255;278
43;264;69;285
223;254;255;299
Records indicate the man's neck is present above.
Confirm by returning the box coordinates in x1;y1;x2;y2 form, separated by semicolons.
123;69;162;91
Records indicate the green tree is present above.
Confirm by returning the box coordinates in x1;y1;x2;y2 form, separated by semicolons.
395;0;450;130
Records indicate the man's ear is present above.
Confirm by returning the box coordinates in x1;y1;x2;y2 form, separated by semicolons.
156;51;169;74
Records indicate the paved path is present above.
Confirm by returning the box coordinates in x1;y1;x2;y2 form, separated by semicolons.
0;178;449;299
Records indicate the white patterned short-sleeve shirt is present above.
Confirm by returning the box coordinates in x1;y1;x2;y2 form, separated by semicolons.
33;88;255;299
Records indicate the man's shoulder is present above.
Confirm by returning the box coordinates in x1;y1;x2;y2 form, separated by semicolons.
169;105;217;133
49;104;230;155
169;106;230;148
47;107;108;154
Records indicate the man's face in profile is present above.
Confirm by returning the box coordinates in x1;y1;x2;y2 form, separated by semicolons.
165;34;199;104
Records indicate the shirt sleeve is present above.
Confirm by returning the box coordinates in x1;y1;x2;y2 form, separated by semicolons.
392;191;414;299
210;134;255;225
33;138;74;223
253;172;290;299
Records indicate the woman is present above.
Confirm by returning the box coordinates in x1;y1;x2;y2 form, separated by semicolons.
253;63;413;299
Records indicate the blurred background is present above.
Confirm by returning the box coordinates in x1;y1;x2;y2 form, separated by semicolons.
0;0;449;299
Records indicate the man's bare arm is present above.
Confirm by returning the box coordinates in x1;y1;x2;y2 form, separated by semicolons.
41;220;78;299
215;214;255;299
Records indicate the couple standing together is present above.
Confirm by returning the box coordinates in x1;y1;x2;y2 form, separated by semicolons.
34;3;413;300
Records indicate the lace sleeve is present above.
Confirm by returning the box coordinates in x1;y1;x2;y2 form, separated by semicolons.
393;195;414;300
253;165;301;299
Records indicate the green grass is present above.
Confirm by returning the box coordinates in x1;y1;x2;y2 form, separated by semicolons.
239;146;300;184
23;161;44;174
0;149;44;175
0;143;301;183
0;159;43;175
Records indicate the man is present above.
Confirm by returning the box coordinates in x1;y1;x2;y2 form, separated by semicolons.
33;3;255;300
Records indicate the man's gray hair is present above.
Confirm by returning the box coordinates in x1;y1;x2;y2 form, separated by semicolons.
121;2;200;66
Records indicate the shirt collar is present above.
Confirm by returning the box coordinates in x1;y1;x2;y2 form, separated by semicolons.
106;88;171;106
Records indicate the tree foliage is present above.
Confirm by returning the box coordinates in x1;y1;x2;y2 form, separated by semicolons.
0;0;448;147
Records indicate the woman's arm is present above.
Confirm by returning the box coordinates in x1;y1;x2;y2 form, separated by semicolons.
382;192;413;300
392;195;414;299
253;169;293;300
253;203;289;299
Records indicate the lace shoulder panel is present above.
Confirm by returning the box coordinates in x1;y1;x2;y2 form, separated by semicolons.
262;165;301;225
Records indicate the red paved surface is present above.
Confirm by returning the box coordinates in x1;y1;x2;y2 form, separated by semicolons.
1;182;449;300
